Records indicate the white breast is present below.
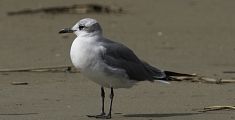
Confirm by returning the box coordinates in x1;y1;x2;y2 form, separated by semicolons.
70;37;101;70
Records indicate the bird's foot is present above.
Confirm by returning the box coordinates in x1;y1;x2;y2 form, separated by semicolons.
87;113;111;119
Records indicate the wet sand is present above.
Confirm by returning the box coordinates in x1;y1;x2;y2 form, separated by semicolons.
0;0;235;120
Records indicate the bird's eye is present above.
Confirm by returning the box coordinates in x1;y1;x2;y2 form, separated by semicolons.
79;25;85;30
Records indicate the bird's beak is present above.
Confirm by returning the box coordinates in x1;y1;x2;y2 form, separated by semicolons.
59;28;76;34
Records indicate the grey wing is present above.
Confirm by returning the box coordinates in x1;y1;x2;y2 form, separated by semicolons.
101;40;166;81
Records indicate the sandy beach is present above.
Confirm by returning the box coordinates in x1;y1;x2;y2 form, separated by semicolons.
0;0;235;119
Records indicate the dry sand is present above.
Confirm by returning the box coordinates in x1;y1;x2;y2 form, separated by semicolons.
0;0;235;120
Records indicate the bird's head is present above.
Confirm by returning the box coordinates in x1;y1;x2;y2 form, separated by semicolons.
59;18;102;37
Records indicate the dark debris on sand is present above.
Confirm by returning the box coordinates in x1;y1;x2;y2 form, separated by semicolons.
7;4;123;16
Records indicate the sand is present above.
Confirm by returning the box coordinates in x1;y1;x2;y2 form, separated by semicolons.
0;0;235;119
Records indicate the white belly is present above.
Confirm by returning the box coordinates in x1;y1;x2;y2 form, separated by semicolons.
82;63;137;88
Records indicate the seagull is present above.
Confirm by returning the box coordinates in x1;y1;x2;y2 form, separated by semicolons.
59;18;187;119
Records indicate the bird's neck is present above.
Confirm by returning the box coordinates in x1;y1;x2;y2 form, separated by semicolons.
75;34;103;45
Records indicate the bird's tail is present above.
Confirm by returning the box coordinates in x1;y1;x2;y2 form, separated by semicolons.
143;61;194;84
152;70;195;84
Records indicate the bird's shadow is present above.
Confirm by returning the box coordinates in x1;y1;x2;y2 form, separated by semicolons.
123;112;202;118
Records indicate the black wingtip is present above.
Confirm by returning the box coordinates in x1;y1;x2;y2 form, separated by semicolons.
164;71;195;77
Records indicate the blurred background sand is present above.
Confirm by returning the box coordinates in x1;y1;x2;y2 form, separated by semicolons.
0;0;235;120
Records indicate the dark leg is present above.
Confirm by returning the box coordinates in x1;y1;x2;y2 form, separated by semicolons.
106;87;114;119
87;87;114;119
100;87;106;115
87;87;106;118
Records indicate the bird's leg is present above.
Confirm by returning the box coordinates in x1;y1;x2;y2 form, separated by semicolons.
100;87;106;115
105;87;114;119
87;87;114;119
87;87;106;118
